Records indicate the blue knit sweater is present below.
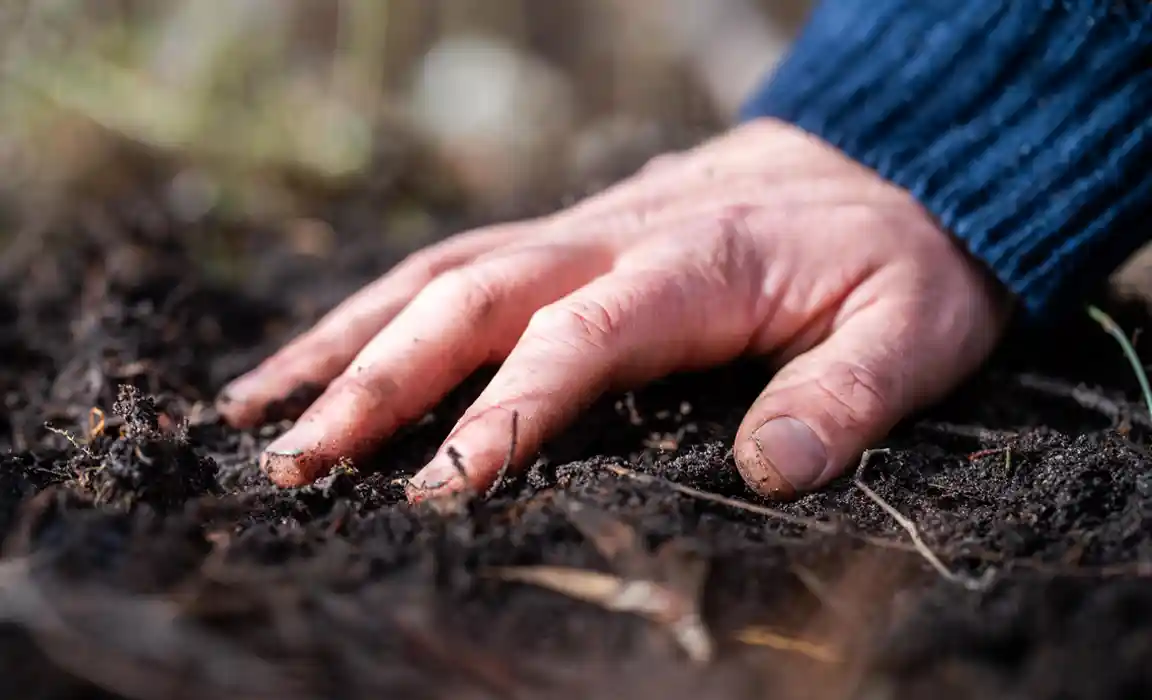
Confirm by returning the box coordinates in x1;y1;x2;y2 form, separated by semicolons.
741;1;1152;323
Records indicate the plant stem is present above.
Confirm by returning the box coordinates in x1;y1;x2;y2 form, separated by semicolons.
1087;304;1152;424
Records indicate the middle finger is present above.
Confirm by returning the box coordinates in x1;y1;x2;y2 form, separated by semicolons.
260;241;613;486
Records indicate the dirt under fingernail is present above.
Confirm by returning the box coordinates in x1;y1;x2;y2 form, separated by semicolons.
261;448;319;487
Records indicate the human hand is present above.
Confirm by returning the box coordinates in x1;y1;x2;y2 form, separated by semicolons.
217;119;1012;501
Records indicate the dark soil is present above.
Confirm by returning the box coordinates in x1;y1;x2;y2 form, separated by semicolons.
5;162;1152;700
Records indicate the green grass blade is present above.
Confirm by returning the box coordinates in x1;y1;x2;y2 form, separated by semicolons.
1087;304;1152;424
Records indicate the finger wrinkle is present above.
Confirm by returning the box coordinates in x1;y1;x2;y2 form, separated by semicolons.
314;374;401;415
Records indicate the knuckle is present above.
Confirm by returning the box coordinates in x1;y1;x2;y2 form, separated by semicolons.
640;152;684;174
423;266;501;324
811;361;893;432
527;297;620;352
705;207;756;265
397;225;506;278
713;204;755;234
398;246;450;279
327;372;400;412
683;208;763;327
267;339;325;379
833;204;898;239
261;330;346;380
579;205;655;237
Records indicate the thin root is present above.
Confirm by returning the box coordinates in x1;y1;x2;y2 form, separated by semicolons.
45;424;93;458
1014;372;1152;429
854;451;993;591
605;458;1152;581
915;422;1018;442
603;464;840;535
601;463;917;555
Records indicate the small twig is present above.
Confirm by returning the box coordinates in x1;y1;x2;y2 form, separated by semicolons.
853;450;991;591
854;480;978;587
485;411;520;499
1013;372;1152;429
601;463;917;554
1088;304;1152;424
603;461;1152;581
915;421;1018;442
444;446;469;483
852;448;889;479
603;463;839;535
734;627;841;664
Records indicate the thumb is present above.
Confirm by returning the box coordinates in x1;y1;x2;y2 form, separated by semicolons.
733;305;978;500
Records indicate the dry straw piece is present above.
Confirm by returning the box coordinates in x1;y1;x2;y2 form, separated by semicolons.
485;496;714;663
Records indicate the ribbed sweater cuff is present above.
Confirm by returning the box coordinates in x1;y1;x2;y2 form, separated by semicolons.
741;0;1152;323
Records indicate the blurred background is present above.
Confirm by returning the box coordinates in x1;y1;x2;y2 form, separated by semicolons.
9;0;1152;306
0;0;814;258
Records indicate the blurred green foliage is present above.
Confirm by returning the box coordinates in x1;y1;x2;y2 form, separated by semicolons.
0;0;807;237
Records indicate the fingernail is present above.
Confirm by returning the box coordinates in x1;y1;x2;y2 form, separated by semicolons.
261;450;308;487
265;420;318;455
223;371;263;401
261;424;322;487
221;377;247;398
216;378;263;427
749;417;828;492
409;457;460;492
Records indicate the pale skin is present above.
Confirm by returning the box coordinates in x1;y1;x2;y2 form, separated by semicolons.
217;118;1013;501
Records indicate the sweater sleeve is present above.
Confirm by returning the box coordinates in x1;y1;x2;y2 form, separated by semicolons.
740;0;1152;323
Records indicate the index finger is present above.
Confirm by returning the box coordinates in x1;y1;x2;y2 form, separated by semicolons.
216;222;532;427
407;261;747;500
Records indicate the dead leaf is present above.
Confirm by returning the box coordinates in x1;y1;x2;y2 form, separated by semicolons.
88;407;106;438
